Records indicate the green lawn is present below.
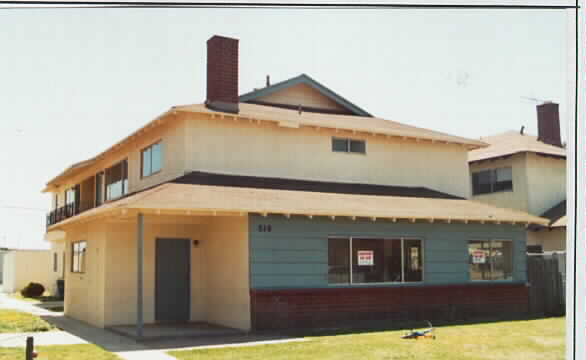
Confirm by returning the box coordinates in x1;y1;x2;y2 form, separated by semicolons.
0;344;121;360
0;310;56;333
168;317;565;360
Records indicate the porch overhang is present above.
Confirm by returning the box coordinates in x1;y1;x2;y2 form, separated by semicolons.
46;183;549;230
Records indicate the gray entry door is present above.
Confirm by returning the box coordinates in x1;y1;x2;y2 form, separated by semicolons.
155;238;191;322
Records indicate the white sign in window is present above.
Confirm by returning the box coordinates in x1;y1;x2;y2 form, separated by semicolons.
357;250;374;266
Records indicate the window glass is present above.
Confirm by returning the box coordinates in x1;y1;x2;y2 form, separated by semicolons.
65;188;76;205
53;253;58;272
332;138;348;152
328;238;350;284
472;167;513;195
95;172;103;206
403;239;423;282
71;241;87;273
468;240;512;281
105;160;128;200
151;143;162;173
352;238;402;283
142;147;151;177
494;167;513;192
490;241;513;280
349;140;366;154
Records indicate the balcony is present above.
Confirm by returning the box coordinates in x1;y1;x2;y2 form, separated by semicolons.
46;201;95;228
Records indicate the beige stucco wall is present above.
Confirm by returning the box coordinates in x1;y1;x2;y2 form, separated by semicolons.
186;114;471;198
93;214;250;330
255;83;347;111
48;117;187;209
524;153;566;216
527;228;566;252
200;216;250;330
1;250;61;296
63;221;107;328
470;153;529;212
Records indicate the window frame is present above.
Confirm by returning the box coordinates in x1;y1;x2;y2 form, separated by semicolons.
331;137;367;155
71;240;87;274
327;236;424;285
141;141;163;178
471;167;513;195
467;239;514;281
53;252;58;273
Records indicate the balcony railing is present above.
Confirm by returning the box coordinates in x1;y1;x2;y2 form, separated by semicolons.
46;201;95;228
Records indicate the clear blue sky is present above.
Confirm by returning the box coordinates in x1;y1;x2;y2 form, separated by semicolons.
0;8;569;249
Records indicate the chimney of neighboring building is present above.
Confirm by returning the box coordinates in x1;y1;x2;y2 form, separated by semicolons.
536;102;562;147
206;35;239;114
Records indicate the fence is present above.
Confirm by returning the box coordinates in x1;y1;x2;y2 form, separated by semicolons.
527;252;565;317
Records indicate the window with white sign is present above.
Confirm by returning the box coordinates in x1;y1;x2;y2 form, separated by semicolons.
327;237;423;284
468;240;513;281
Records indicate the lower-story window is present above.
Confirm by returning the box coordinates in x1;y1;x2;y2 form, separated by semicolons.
468;240;513;281
71;241;87;274
328;237;423;284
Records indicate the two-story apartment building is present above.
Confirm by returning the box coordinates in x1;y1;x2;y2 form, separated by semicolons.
43;35;547;334
468;102;566;252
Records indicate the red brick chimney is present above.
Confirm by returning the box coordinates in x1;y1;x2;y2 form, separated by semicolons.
206;35;239;114
536;102;562;147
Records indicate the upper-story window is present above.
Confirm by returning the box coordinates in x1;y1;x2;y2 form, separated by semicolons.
65;188;76;205
471;167;512;195
105;159;128;201
141;141;162;178
332;137;366;154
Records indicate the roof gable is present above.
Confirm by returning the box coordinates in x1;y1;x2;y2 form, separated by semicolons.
239;74;372;117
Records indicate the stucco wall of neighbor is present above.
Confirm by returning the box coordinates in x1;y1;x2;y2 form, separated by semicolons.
1;250;61;296
470;153;530;212
254;83;347;111
186;114;472;198
527;228;566;252
524;153;566;216
200;216;251;331
102;216;203;327
63;221;107;328
249;215;528;289
48;117;188;209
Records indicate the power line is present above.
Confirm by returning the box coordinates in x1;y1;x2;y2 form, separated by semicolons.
0;205;47;212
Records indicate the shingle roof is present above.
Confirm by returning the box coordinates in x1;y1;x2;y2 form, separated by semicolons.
468;130;566;163
172;171;463;199
239;74;372;117
175;103;487;148
541;200;566;228
48;182;549;229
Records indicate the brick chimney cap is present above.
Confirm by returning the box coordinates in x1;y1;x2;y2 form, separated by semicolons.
207;35;239;43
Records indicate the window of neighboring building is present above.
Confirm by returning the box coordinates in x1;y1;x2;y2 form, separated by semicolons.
105;159;128;201
141;142;162;178
472;167;513;195
327;237;423;284
468;240;513;281
71;241;87;273
332;137;366;154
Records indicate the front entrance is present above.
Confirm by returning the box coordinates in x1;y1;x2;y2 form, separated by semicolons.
155;238;191;322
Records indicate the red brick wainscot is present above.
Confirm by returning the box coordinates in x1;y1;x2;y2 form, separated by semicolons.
250;283;529;330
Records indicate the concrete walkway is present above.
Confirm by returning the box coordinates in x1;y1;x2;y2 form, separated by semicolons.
0;292;306;360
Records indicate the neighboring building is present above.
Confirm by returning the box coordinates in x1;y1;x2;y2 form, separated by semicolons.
0;247;64;295
468;102;566;252
43;35;547;332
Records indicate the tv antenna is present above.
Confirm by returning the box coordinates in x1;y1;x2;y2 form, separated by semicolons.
521;96;551;104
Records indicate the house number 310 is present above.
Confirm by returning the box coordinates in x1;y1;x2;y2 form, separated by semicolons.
258;224;272;232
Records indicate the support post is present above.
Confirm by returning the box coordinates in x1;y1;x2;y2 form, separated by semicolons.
136;213;144;339
25;336;33;360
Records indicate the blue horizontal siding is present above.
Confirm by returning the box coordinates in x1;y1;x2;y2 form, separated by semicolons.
249;215;527;289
